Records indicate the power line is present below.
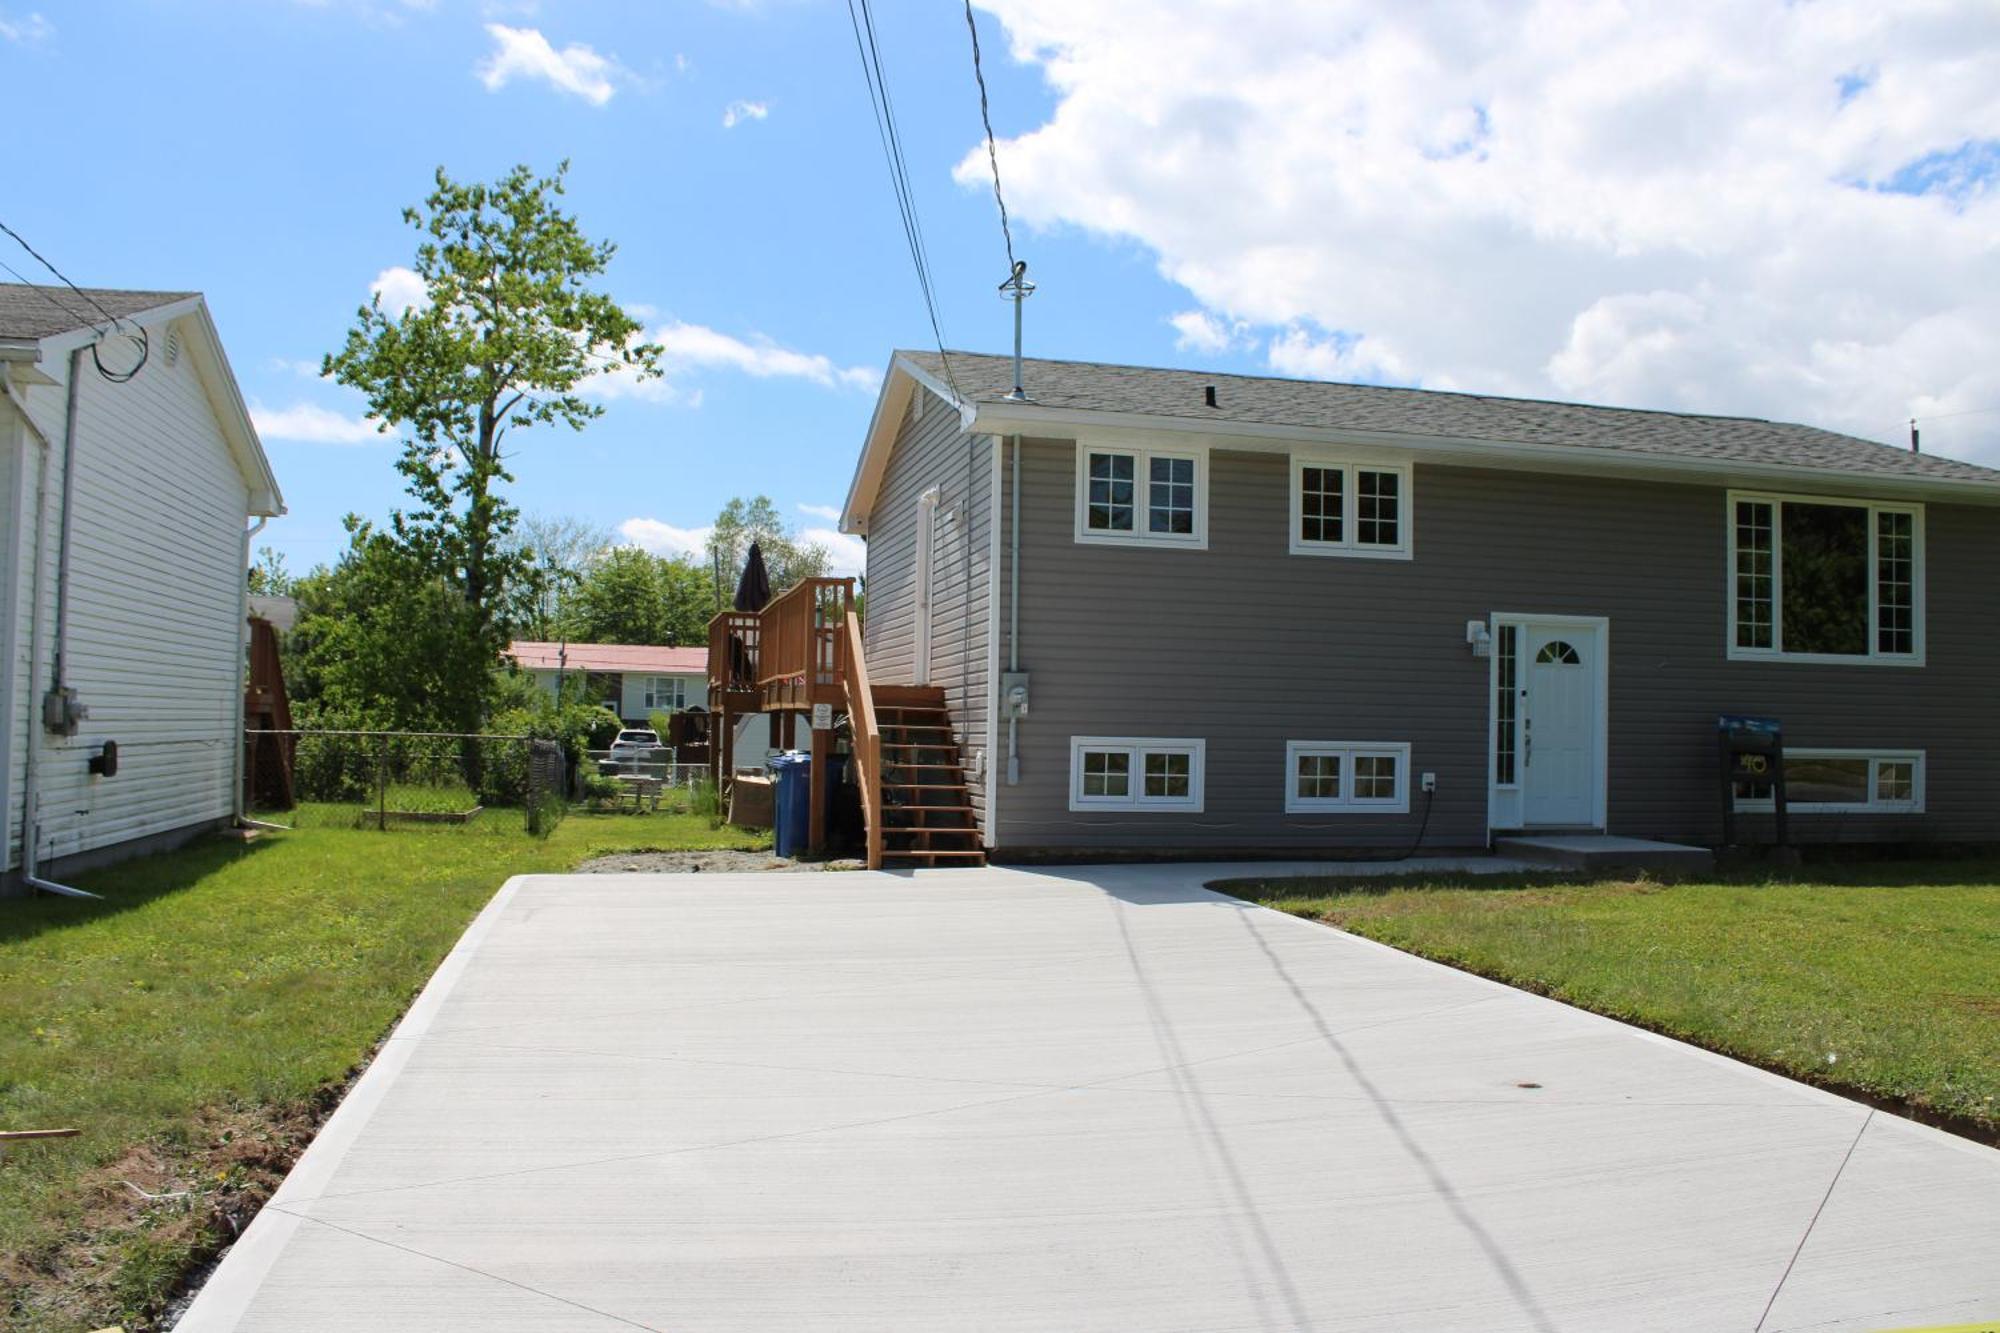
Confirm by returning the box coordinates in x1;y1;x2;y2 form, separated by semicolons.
0;218;151;384
842;0;962;400
963;1;1017;272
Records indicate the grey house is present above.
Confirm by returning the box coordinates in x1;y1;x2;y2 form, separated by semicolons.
837;350;2000;859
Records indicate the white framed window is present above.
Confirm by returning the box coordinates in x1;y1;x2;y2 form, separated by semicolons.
643;676;687;711
1074;444;1208;549
1069;737;1206;811
1285;741;1412;813
1732;749;1925;814
1726;491;1923;665
1290;454;1412;559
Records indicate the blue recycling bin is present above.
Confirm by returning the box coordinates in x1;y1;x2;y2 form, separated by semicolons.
769;752;811;858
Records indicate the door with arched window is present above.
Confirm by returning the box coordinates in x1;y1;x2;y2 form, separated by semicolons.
1520;622;1605;827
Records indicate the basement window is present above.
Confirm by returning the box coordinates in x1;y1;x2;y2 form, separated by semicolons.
1285;741;1411;814
1732;749;1925;813
1070;737;1206;811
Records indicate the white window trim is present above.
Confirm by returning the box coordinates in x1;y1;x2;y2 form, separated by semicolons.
1284;741;1412;814
1724;489;1925;667
643;676;687;711
1069;736;1206;812
1733;748;1926;814
1073;442;1209;550
1288;452;1414;560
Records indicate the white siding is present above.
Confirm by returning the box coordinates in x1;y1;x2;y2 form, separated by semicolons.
5;326;251;870
0;405;31;868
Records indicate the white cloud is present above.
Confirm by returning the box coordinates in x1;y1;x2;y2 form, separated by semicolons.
796;501;842;521
0;10;51;42
250;402;385;445
722;99;769;128
617;518;712;559
1168;309;1243;355
267;356;325;379
799;526;867;577
648;321;875;390
962;0;2000;463
370;265;429;317
476;23;620;105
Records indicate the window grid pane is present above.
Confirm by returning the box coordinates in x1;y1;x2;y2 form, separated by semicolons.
1144;751;1191;798
1876;759;1914;804
1299;466;1345;544
1087;452;1135;532
1354;754;1399;800
1081;750;1130;797
1876;510;1915;655
1147;456;1196;535
1495;626;1517;785
1295;753;1342;801
1735;500;1774;649
1356;469;1400;546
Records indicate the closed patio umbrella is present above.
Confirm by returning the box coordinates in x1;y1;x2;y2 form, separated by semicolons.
733;541;772;612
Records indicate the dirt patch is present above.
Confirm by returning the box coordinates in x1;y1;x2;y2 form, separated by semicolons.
3;1100;327;1333
575;849;861;874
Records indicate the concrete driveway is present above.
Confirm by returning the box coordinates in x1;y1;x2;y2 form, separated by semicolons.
180;865;2000;1333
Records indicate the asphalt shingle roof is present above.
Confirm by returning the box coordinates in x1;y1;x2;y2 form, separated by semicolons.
900;349;2000;486
0;283;196;341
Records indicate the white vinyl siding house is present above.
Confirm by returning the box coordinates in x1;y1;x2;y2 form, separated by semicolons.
1;286;283;888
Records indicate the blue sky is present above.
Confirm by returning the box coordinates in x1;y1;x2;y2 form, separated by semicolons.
5;1;1997;576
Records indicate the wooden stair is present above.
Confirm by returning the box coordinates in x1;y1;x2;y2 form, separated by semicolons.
871;685;984;868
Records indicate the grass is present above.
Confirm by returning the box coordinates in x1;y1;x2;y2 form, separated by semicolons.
1217;858;2000;1139
0;805;767;1332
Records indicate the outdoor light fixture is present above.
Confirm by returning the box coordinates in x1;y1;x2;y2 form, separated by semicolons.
1465;620;1492;656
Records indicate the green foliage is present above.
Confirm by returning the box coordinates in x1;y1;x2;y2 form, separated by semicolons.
285;517;484;733
246;546;293;596
321;162;659;734
647;709;674;738
706;495;831;599
509;512;614;640
562;545;711;646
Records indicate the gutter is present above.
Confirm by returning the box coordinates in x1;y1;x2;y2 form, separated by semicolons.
4;356;97;899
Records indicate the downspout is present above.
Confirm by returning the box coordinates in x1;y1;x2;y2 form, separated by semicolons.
1006;432;1022;785
6;357;98;899
49;347;83;707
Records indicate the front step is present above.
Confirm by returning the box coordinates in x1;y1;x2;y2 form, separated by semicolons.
1495;834;1714;875
870;686;983;868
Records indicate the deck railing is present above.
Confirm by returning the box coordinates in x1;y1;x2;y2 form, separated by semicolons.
707;610;762;695
842;610;883;870
742;577;855;709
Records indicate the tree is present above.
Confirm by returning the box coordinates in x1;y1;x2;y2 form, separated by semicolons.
510;512;613;639
705;495;831;606
246;546;293;596
324;161;660;737
563;547;714;646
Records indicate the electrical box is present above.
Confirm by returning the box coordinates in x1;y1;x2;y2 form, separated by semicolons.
1001;671;1031;720
42;687;86;736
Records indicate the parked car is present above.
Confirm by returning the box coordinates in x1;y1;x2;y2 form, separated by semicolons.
602;729;667;775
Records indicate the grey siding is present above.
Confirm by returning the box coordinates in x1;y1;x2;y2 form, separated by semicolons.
860;389;993;835
992;439;2000;854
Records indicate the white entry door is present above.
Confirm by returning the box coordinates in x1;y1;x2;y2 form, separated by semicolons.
912;489;938;685
1521;622;1603;827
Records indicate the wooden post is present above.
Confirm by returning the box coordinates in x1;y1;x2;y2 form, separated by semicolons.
718;701;734;792
809;719;830;855
780;711;796;752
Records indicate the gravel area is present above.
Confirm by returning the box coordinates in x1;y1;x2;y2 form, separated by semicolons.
575;849;862;874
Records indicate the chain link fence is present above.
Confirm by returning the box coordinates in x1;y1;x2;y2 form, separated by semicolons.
245;730;568;835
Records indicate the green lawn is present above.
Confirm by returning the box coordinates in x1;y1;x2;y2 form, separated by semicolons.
0;806;766;1332
1217;861;2000;1140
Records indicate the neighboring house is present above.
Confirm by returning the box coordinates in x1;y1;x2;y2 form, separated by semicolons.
505;641;709;724
840;349;2000;858
1;285;284;893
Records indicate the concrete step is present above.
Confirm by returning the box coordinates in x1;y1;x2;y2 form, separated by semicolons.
1495;834;1715;875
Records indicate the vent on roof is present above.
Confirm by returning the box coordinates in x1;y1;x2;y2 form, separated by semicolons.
163;329;181;368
